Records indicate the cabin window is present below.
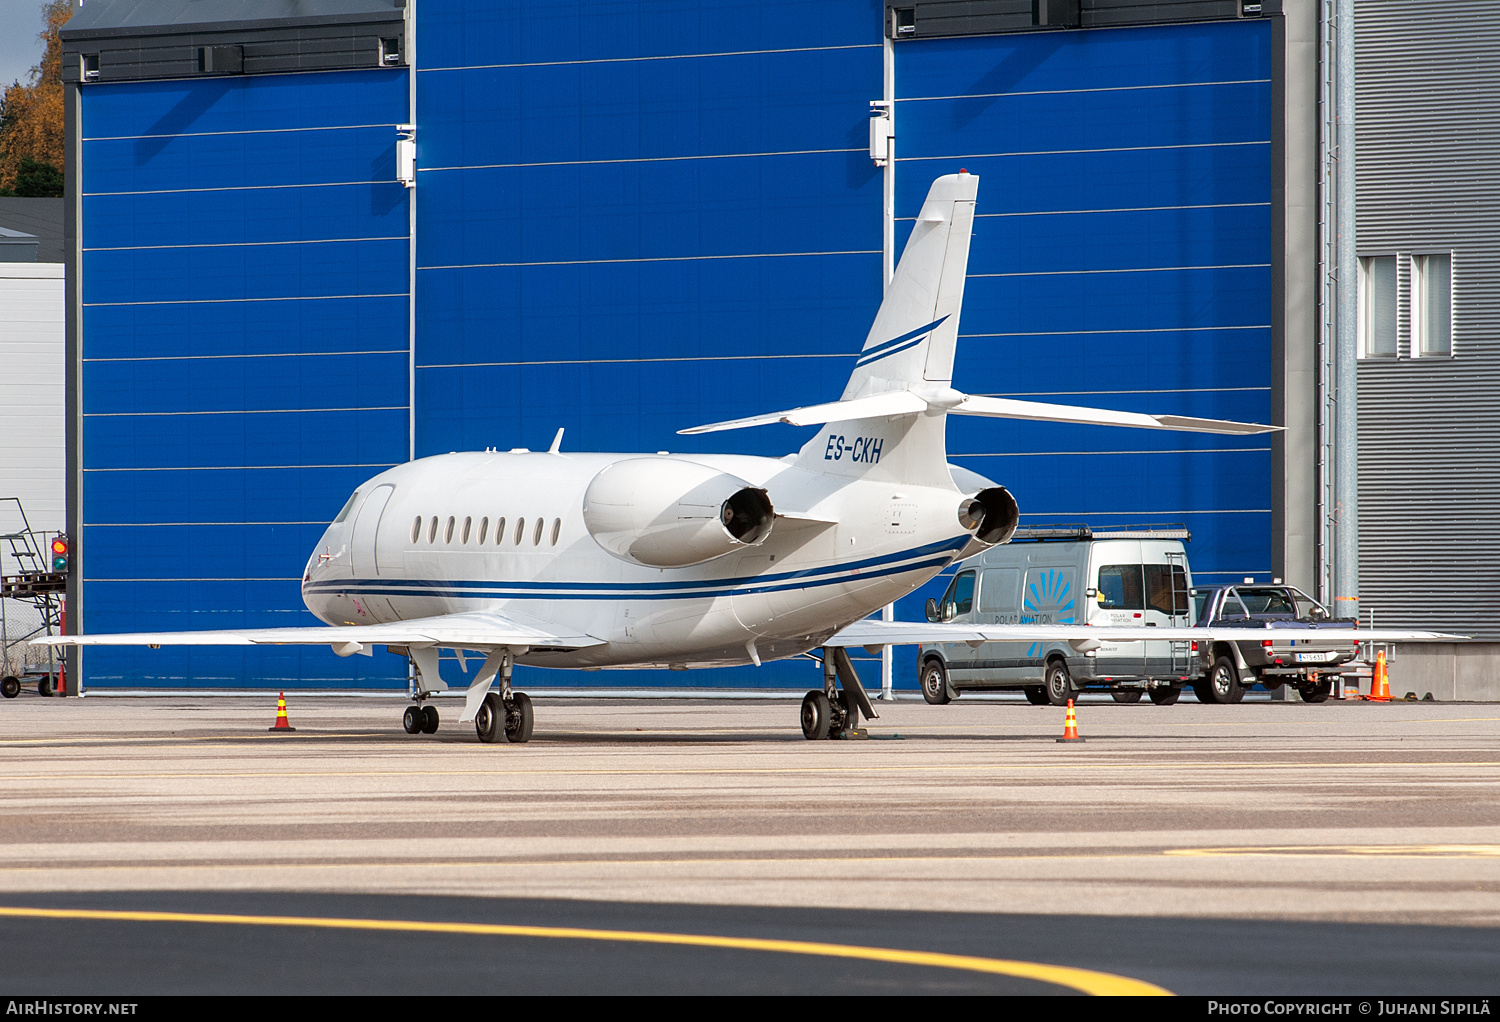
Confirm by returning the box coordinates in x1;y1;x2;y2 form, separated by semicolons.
427;516;438;543
533;518;544;545
411;516;422;544
514;518;525;544
462;516;472;544
550;518;561;545
495;517;506;544
477;517;488;544
445;516;456;543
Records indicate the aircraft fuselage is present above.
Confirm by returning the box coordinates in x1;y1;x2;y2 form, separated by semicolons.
301;450;975;670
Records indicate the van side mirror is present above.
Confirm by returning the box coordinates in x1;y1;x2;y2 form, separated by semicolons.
925;598;939;623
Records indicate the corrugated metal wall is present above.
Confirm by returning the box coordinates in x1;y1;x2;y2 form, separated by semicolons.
412;0;886;688
78;69;411;686
1354;0;1500;638
0;264;65;537
892;19;1276;665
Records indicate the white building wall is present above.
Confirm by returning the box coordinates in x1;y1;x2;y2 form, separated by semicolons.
0;263;65;542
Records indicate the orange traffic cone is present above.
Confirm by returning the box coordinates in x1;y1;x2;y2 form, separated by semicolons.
268;691;297;731
1056;699;1084;743
1367;651;1391;702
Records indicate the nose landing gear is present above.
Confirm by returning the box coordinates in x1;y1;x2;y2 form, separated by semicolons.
403;703;439;734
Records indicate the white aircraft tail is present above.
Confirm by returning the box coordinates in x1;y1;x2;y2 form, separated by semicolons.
842;171;978;399
678;170;1277;488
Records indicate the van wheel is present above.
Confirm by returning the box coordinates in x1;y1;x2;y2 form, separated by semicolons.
1044;660;1075;706
1111;688;1143;704
1198;656;1245;704
1148;685;1181;706
920;660;951;705
1023;686;1049;706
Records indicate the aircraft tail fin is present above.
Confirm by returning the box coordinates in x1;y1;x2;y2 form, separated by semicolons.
842;171;977;399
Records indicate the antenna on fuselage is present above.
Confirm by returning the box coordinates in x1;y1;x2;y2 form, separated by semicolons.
548;428;565;454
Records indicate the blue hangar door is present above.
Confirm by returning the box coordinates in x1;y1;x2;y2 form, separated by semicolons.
77;66;411;690
891;17;1276;649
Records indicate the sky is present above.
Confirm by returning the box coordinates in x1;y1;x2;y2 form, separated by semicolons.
0;0;54;91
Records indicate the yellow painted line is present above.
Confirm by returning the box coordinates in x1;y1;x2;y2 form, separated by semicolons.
1167;844;1500;859
0;905;1170;995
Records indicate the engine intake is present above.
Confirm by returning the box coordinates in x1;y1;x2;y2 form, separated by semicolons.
583;458;774;568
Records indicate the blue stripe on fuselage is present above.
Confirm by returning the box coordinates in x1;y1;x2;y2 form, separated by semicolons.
304;535;971;602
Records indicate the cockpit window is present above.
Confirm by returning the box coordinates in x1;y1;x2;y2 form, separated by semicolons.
332;491;360;524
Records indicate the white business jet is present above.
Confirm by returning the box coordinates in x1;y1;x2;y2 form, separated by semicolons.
37;173;1458;742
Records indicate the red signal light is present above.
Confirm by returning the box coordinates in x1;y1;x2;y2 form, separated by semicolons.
50;535;69;572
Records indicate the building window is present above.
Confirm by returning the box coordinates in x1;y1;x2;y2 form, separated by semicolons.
1412;253;1452;357
1359;255;1398;358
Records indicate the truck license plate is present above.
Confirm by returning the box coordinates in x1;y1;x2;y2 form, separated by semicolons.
1295;652;1332;663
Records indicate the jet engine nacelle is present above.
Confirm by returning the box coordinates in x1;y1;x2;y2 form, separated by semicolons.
582;457;775;568
955;486;1020;559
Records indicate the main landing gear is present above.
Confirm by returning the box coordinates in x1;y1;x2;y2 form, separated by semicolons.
475;690;533;744
801;646;879;740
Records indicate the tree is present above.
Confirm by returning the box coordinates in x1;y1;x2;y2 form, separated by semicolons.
0;0;72;195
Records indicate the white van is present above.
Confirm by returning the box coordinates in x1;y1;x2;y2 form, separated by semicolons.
917;525;1195;706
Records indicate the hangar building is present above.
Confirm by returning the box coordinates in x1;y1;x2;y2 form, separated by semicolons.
53;0;1455;692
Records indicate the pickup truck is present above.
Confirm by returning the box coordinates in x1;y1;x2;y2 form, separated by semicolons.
1190;585;1357;704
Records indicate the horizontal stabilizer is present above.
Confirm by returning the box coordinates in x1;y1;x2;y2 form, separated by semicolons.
678;391;927;435
952;396;1281;435
827;618;1466;648
30;610;604;653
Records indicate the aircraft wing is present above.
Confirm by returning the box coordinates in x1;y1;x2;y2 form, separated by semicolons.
29;610;604;654
826;619;1466;648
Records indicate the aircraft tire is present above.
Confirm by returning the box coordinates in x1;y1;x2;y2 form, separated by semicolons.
800;690;832;740
1;676;19;699
1022;686;1049;706
1111;687;1143;704
1148;685;1181;706
475;693;502;743
402;705;422;734
421;704;440;733
919;659;951;705
1044;660;1075;706
504;692;534;743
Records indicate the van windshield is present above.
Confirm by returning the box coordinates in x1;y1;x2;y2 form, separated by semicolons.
941;571;976;620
